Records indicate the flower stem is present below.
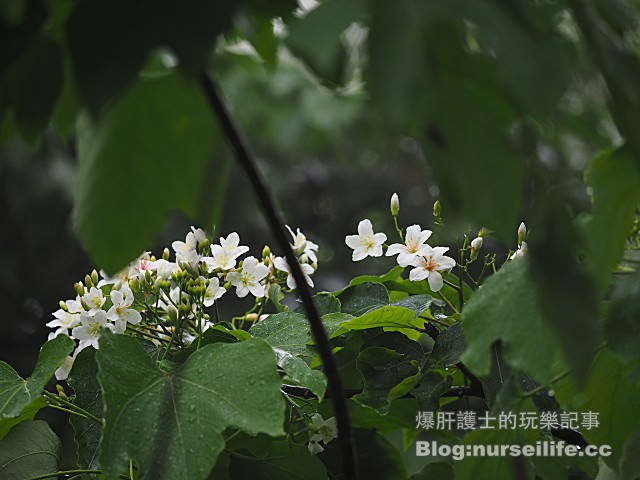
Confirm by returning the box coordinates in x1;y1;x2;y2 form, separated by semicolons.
42;390;101;424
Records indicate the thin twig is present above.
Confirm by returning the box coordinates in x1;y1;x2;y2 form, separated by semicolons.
199;72;357;479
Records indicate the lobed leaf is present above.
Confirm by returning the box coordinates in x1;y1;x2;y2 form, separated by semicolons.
97;332;284;480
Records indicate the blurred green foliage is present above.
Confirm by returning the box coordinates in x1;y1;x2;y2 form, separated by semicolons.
1;0;640;478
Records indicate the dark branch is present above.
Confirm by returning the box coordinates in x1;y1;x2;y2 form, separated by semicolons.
200;72;357;479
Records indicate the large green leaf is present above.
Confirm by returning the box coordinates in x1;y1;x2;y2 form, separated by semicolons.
461;259;564;384
73;72;221;274
0;335;74;419
528;191;600;384
555;349;640;469
67;347;102;478
97;332;284;480
251;312;314;360
0;397;46;441
66;0;237;111
0;420;62;480
585;148;640;294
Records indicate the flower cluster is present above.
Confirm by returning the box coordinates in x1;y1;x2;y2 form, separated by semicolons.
344;195;456;291
48;226;319;380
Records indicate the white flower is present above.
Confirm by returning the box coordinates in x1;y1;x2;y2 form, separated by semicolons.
385;224;432;267
106;284;141;334
510;241;528;260
471;236;483;252
47;309;81;339
307;414;337;455
71;310;113;350
203;277;226;307
172;232;200;266
65;297;84;313
190;226;208;247
54;354;77;381
149;259;178;280
345;219;387;261
273;256;314;289
226;256;269;298
82;287;105;313
409;246;456;292
216;232;250;258
205;232;250;271
286;226;319;263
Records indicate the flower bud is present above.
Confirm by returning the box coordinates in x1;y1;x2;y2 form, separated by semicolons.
470;236;483;260
59;300;69;312
390;193;400;216
518;222;527;244
56;384;68;400
91;269;99;285
433;200;441;217
299;253;309;264
262;245;271;259
162;248;170;261
74;282;85;296
84;274;93;288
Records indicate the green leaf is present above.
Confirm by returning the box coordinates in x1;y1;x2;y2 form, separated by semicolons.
320;428;408;480
430;323;465;366
555;349;640;469
585;148;640;294
321;312;353;338
97;332;284;480
73;72;221;274
604;270;640;362
570;2;640;171
267;283;287;312
0;420;62;480
274;348;326;399
228;436;327;480
331;306;424;341
285;0;364;86
620;427;640;480
528;192;600;384
411;371;450;412
461;259;564;384
418;45;522;240
354;332;424;414
453;428;536;480
337;282;390;316
334;266;404;294
66;0;237;111
350;398;418;433
67;348;102;477
391;294;434;317
0;335;74;419
251;312;314;360
0;397;46;441
4;33;63;141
